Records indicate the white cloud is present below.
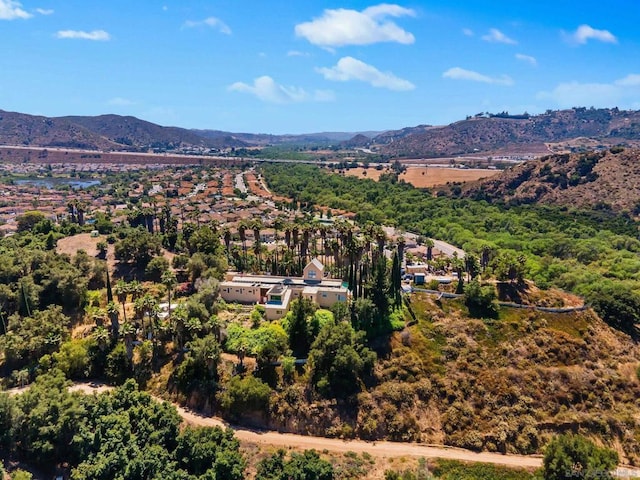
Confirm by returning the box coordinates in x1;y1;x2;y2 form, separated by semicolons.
184;16;231;34
35;7;53;15
228;76;335;104
538;73;640;107
108;97;135;106
615;74;640;87
569;24;617;45
482;28;517;44
462;28;474;37
515;53;537;66
287;50;310;57
295;4;415;48
0;0;32;20
443;67;514;86
316;56;414;91
56;29;111;41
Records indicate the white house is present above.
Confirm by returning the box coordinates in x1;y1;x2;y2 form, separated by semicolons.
219;258;349;320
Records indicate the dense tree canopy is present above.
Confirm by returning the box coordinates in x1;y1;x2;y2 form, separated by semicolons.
307;320;376;399
543;434;618;480
261;163;640;334
1;371;246;479
256;449;334;480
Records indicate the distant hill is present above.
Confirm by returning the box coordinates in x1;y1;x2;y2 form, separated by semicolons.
3;107;640;156
0;109;122;150
60;114;243;150
341;133;371;148
192;129;385;146
373;108;640;158
0;108;384;151
463;147;640;211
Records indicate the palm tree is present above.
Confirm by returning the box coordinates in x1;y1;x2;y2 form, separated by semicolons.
251;219;263;271
120;321;136;362
114;280;129;323
425;238;435;262
129;280;144;301
319;224;328;265
301;223;311;262
76;202;87;226
480;244;494;272
67;200;77;223
86;305;106;327
141;294;158;338
186;317;203;343
207;314;223;343
171;305;188;351
161;270;177;319
133;296;146;324
292;225;300;257
92;325;110;352
141;293;160;366
222;227;231;257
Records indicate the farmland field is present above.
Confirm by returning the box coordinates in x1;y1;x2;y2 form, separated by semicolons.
341;166;499;187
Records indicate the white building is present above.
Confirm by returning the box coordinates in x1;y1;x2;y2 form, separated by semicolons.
219;258;349;320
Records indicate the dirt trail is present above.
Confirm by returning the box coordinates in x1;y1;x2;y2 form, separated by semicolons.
9;383;635;475
68;383;543;468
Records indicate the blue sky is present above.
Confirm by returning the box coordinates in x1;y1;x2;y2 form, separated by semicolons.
1;0;639;134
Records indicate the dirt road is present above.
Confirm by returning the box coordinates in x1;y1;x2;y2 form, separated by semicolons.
14;383;636;476
67;383;543;468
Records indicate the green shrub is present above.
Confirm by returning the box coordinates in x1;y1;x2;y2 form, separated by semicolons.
256;449;334;480
464;280;498;318
543;434;618;480
11;470;33;480
145;255;170;282
427;279;440;291
432;459;537;479
218;375;271;420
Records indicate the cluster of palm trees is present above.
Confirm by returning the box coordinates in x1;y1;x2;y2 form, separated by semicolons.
93;270;223;368
219;216;393;282
66;200;88;225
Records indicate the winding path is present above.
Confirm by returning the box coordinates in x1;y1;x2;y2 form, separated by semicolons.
5;383;637;476
67;383;543;468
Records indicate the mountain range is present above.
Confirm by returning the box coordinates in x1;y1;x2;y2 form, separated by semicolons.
1;107;640;157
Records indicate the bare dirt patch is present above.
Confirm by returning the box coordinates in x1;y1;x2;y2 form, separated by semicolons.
56;232;101;257
400;166;499;187
341;167;390;181
340;166;498;187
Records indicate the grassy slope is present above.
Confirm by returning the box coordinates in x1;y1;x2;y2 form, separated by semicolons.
269;294;640;464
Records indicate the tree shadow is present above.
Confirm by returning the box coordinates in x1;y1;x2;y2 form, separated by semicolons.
496;281;528;303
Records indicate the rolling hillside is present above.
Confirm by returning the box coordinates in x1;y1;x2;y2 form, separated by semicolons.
464;147;640;212
2;107;640;156
374;108;640;158
0;109;122;150
61;114;238;149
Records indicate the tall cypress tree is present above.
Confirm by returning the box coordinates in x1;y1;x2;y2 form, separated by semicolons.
370;255;389;322
391;250;402;307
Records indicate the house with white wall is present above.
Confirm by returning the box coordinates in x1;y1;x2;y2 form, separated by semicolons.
219;258;349;320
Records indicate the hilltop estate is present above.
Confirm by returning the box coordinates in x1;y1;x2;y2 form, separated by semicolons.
220;258;349;320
